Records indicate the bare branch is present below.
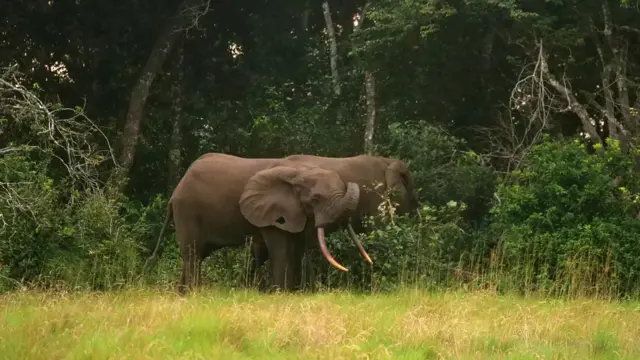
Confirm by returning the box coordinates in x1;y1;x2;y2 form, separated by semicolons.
475;44;556;172
537;40;603;144
176;0;213;34
0;66;117;232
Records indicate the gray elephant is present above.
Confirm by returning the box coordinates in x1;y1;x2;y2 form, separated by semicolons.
143;153;372;294
250;154;420;283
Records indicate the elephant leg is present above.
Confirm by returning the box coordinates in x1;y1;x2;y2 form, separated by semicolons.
261;227;303;292
300;225;316;292
301;250;316;292
291;234;306;291
178;241;202;295
177;231;209;295
248;236;269;289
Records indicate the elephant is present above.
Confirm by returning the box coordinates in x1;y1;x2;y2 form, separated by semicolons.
286;155;420;229
143;153;373;294
249;154;420;285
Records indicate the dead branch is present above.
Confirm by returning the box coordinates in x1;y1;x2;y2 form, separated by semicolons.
176;0;213;34
473;44;556;172
0;65;117;231
537;40;603;144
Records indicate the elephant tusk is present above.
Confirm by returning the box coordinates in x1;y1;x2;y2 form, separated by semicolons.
317;227;349;272
347;223;373;265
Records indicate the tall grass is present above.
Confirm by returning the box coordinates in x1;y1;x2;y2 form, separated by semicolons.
2;288;640;359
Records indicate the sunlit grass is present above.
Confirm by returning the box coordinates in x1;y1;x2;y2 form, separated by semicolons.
2;287;640;359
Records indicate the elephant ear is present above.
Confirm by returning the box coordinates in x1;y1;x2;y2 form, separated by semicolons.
239;166;307;233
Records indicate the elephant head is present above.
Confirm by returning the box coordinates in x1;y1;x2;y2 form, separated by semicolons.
385;159;419;214
239;164;371;271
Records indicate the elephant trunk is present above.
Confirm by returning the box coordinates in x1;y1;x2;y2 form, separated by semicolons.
316;182;369;272
317;227;349;272
342;182;360;212
339;183;373;265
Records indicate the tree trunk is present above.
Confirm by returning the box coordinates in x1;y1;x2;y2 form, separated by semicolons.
301;0;311;32
354;5;376;155
119;0;206;185
167;42;185;191
322;1;341;96
363;70;376;154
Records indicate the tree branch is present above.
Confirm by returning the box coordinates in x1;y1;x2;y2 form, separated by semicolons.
538;40;603;144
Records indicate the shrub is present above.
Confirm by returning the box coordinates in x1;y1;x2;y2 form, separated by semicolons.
379;121;496;226
484;138;640;298
0;68;165;292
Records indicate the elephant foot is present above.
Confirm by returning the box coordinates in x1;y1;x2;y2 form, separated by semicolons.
266;283;304;294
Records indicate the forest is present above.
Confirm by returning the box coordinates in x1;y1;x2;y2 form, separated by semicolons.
5;1;640;358
2;0;640;301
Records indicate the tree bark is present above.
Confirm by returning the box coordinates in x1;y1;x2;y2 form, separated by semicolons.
119;0;205;184
167;42;185;191
301;0;311;32
363;70;376;155
354;5;376;155
322;1;341;96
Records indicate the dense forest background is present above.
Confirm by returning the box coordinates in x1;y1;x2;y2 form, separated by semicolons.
2;0;640;299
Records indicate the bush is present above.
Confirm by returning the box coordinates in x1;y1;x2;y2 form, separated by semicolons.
0;154;168;291
379;121;496;226
0;69;167;292
484;138;640;298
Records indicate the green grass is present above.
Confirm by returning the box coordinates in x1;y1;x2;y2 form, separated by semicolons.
2;287;640;359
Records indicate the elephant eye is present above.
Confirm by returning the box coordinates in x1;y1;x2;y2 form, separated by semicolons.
276;216;286;224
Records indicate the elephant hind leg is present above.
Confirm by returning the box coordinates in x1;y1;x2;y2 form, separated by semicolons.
175;212;206;296
178;239;203;296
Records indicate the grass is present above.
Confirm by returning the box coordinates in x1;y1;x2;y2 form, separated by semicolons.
2;287;640;359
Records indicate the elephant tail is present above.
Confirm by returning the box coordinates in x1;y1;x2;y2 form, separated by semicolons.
142;201;173;274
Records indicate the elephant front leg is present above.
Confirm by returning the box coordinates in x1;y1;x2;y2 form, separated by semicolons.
248;236;269;290
300;225;317;292
261;228;304;292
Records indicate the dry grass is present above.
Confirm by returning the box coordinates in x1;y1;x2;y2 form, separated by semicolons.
2;288;640;359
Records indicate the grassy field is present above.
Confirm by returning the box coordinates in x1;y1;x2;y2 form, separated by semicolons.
2;288;640;359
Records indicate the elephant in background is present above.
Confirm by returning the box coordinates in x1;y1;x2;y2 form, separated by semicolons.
250;154;420;282
286;155;420;229
143;153;372;294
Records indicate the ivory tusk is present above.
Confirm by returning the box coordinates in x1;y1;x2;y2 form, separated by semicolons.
347;223;373;265
317;227;348;272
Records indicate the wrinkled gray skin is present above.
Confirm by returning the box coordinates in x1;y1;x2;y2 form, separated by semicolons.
143;153;369;295
250;155;420;286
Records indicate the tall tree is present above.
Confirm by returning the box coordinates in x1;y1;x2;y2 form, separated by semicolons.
119;0;212;182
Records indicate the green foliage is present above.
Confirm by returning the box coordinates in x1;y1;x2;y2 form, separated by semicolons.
0;154;166;291
2;0;640;302
380;121;496;225
485;138;640;298
0;155;60;288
